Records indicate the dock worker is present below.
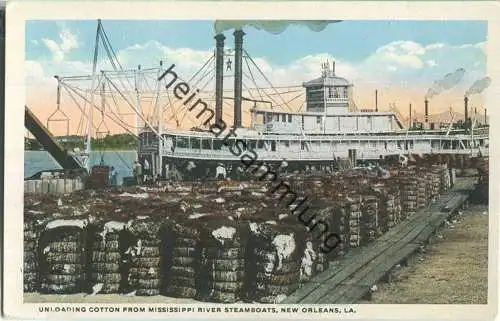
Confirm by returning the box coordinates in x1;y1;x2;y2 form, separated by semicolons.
109;166;118;186
132;160;143;185
143;158;151;176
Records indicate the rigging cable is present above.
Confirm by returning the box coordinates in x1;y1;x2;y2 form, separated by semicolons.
62;82;135;170
243;49;293;112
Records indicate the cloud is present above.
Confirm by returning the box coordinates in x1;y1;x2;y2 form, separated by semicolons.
27;38;487;109
42;28;79;63
426;60;437;67
25;60;54;87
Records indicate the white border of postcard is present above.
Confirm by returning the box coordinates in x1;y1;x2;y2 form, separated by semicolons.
4;1;500;320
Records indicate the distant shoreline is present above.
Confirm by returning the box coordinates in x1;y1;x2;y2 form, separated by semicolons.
24;149;137;152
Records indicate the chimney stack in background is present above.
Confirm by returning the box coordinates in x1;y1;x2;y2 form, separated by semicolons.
375;90;378;112
464;96;469;122
485;108;487;125
424;99;429;123
409;103;412;128
214;34;225;125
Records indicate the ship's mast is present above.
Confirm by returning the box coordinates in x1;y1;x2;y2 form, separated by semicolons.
156;61;163;176
85;19;102;172
135;65;142;137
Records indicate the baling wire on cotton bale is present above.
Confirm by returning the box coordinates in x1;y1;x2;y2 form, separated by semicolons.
399;176;418;219
88;215;134;295
375;181;402;230
360;193;380;245
424;170;434;204
38;216;91;294
439;164;452;192
430;166;443;202
196;216;250;303
163;217;204;299
125;216;164;296
246;221;307;303
24;208;52;292
291;199;340;279
416;175;428;209
341;193;362;249
473;157;489;204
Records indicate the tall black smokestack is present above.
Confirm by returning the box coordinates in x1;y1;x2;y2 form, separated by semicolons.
375;90;378;112
464;96;469;122
214;34;225;124
233;29;245;128
424;99;429;123
485;108;487;125
409;103;412;128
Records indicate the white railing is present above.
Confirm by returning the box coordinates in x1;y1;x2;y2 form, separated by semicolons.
153;129;488;142
160;144;484;160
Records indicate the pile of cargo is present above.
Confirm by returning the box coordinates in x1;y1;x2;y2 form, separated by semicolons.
38;217;89;294
472;157;489;203
23;164;454;302
88;166;110;189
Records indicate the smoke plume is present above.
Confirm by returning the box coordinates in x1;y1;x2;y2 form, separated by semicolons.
465;76;491;97
214;20;341;35
425;68;466;99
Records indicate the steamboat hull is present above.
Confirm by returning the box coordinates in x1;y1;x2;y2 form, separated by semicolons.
158;156;352;181
138;147;487;181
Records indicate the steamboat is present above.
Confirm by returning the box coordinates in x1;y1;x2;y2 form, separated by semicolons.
25;20;489;182
137;30;488;180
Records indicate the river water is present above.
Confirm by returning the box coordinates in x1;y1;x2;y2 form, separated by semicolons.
24;151;137;186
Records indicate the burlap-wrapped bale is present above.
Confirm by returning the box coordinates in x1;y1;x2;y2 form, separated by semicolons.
126;217;163;296
360;195;379;245
474;157;489;204
163;218;203;299
416;175;428;209
295;200;342;277
370;184;390;233
38;218;90;294
430;166;442;202
399;177;418;218
439;164;452;192
24;210;50;292
88;219;133;295
246;222;307;303
345;195;362;248
196;216;250;303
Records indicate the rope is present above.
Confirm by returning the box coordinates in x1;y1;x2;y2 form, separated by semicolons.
244;56;264;101
243;49;293;112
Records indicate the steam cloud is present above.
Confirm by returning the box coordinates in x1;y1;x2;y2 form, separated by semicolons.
425;68;466;99
465;76;491;97
214;20;342;35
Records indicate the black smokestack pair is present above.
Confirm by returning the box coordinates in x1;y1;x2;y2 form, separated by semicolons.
214;29;244;128
464;96;469;122
424;99;429;123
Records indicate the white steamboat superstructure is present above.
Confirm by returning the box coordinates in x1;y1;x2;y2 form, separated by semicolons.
137;30;488;181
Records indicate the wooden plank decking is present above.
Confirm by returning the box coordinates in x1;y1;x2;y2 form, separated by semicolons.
283;178;476;304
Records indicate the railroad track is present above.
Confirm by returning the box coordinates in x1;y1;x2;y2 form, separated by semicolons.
283;178;475;304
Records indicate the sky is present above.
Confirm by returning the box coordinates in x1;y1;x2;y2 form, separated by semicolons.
25;19;488;135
